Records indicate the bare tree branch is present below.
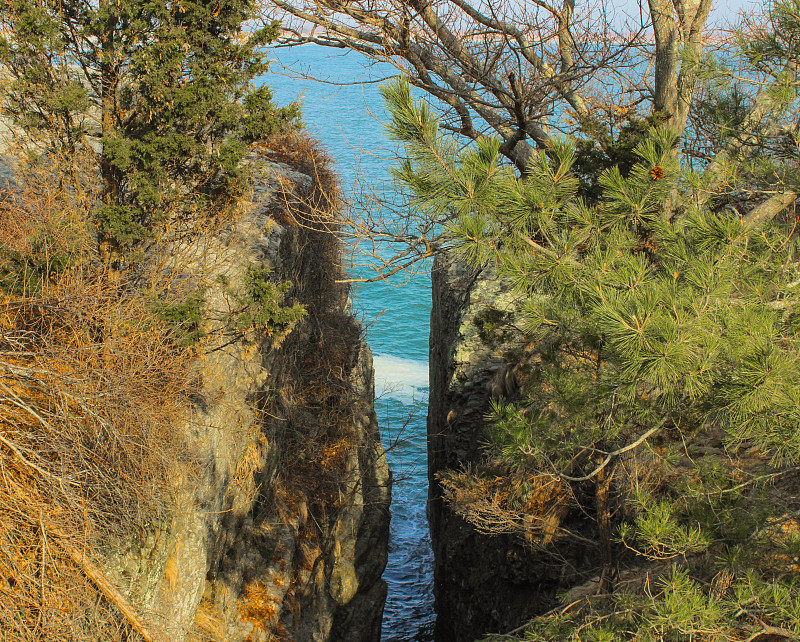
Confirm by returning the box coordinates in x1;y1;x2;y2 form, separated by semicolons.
262;0;692;169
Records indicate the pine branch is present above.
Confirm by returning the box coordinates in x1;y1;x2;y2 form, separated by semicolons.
742;191;798;226
539;413;672;483
744;621;799;641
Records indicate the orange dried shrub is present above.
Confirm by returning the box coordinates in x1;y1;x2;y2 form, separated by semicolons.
239;581;281;624
256;131;343;222
438;468;574;546
238;580;294;642
0;181;192;640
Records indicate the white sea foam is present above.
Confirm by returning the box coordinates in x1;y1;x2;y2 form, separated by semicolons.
373;354;429;403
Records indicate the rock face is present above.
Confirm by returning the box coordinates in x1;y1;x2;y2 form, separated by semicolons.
107;159;390;641
428;252;592;642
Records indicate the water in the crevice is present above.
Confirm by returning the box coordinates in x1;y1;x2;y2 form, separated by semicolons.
262;46;436;641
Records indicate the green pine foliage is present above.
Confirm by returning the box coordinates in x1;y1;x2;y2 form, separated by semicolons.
0;0;300;268
385;76;800;470
383;39;800;636
572;111;670;202
689;0;800;190
152;288;207;347
233;265;305;337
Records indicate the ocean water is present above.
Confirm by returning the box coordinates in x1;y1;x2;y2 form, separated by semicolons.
261;46;435;640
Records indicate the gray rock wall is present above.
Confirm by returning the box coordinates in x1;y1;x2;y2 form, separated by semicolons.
428;252;592;642
106;159;390;641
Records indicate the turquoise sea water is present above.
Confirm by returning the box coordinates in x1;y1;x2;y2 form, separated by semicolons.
261;46;435;641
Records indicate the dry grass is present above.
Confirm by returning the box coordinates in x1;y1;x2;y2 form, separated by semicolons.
258;133;348;307
257;132;343;229
239;581;281;632
0;181;192;640
438;468;575;546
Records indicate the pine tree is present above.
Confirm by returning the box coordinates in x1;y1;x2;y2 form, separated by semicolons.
381;0;800;633
0;0;299;272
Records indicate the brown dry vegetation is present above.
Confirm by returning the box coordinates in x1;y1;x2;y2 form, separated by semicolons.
438;468;575;547
257;133;362;515
256;133;343;236
0;179;192;641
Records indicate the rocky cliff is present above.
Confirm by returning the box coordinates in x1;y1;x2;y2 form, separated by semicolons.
427;252;593;642
105;156;391;641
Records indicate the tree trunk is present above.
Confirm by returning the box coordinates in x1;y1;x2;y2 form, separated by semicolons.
649;0;713;136
595;463;616;593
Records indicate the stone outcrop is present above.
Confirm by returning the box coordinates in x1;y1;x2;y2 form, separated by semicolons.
106;159;390;641
427;252;593;642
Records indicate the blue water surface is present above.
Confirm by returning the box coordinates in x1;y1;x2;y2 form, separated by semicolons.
261;45;435;641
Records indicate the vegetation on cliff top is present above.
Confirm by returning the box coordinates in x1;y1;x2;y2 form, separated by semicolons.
0;0;300;272
0;0;307;639
382;0;800;639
